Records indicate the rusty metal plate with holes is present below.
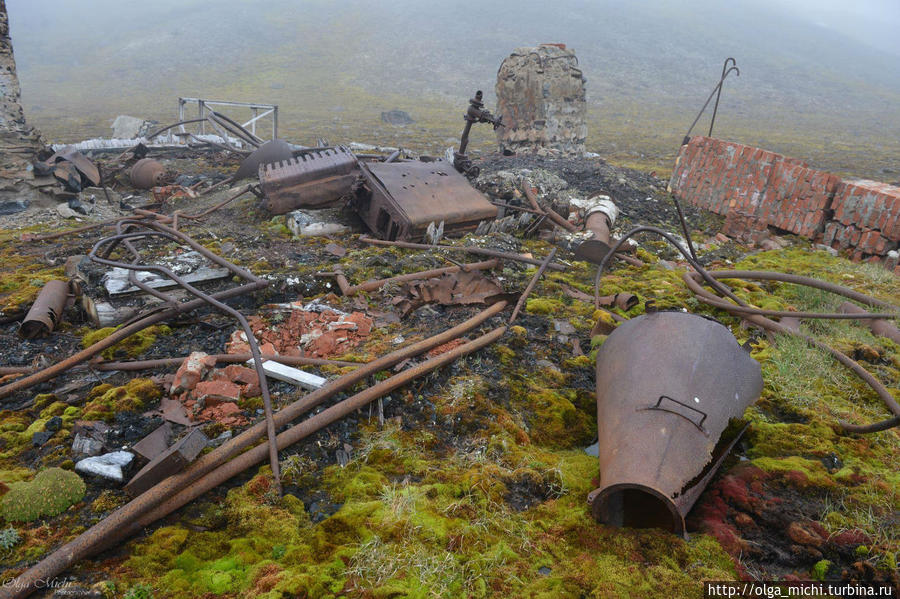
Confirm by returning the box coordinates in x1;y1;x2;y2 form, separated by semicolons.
260;146;358;213
19;280;71;339
355;160;497;241
130;422;173;462
589;311;762;536
125;428;209;496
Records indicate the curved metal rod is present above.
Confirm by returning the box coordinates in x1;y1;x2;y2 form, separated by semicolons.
683;63;740;143
589;224;900;433
89;223;283;493
207;109;264;147
709;58;737;137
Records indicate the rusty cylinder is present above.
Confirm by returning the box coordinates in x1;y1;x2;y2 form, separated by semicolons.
588;311;762;536
130;158;165;189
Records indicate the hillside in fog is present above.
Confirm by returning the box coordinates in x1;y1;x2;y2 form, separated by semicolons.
7;0;900;177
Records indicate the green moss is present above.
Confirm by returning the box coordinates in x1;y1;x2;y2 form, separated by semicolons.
525;298;565;315
0;468;86;522
81;325;171;360
811;559;831;581
750;456;836;489
83;378;162;421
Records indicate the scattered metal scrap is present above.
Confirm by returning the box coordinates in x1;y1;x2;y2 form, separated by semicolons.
7;304;507;599
321;259;499;297
589;311;763;536
130;158;166;189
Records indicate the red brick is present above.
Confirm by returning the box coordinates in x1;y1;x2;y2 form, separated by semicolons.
193;380;241;405
172;352;217;395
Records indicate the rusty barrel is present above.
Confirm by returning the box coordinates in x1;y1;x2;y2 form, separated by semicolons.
589;311;762;536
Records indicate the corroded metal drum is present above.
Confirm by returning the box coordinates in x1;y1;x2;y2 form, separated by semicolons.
589;311;762;536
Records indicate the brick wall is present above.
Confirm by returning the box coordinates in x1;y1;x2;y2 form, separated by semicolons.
669;136;900;268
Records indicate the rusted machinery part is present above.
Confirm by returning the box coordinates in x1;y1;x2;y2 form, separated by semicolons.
93;223;282;493
339;259;499;296
234;139;294;180
596;293;639;312
521;181;578;232
143;118;208;142
590;312;762;536
187;132;251;156
682;272;900;434
3;305;507;599
94;353;362;371
132;326;506;532
838;302;900;344
132;184;252;224
0;225;268;399
130;158;166;189
358;235;568;272
509;248;557;324
18;280;72;339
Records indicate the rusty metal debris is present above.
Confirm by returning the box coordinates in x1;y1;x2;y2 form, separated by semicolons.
19;280;73;339
573;195;619;264
34;148;101;192
393;268;510;316
453;90;503;177
588;311;763;536
682;57;740;144
323;259;499;297
509;248;557;324
260;145;358;213
359;235;568;271
6;303;507;599
89;220;283;494
234;139;294;180
130;158;166;189
596;292;638;312
354;159;498;240
125;428;209;496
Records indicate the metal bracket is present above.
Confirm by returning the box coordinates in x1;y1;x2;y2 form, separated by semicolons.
639;395;709;434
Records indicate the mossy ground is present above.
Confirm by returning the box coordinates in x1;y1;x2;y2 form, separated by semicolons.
0;162;898;596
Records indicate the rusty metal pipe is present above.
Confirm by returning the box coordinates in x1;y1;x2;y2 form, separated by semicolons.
358;235;567;271
521;181;578;232
18;280;71;339
133;326;506;529
509;248;556;324
597;293;639;312
682;272;900;434
3;305;507;599
94;353;362;371
342;259;498;296
838;302;900;344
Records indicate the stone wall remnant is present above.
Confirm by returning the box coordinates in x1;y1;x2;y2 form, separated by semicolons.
495;44;586;157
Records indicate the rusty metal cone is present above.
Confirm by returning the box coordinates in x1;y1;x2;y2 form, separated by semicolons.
589;311;762;536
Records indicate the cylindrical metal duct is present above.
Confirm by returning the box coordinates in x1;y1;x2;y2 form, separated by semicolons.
130;158;165;189
19;280;71;339
589;311;762;536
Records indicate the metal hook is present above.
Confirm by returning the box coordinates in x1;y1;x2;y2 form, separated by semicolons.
682;58;740;144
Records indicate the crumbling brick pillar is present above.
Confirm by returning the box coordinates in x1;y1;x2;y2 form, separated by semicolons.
495;44;586;156
0;0;44;208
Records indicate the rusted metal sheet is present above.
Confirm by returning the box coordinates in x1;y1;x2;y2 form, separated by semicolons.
130;158;165;189
234;139;293;180
355;160;498;240
125;428;209;496
260;146;357;213
589;311;762;536
131;422;173;462
19;280;71;339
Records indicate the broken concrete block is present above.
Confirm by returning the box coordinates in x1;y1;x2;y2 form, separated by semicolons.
111;115;153;139
125;428;209;496
75;451;135;483
250;359;327;391
172;352;217;395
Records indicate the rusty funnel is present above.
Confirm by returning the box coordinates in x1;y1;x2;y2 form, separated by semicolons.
589;311;762;536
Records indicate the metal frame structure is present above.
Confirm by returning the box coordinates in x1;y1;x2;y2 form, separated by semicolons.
177;97;278;141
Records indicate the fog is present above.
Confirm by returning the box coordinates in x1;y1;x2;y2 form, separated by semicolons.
5;0;899;175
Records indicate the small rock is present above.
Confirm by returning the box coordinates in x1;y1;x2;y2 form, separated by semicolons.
75;451;135;483
553;319;576;336
535;359;560;372
46;415;63;432
814;244;839;257
32;431;54;446
56;203;78;219
208;430;233;447
538;566;552;576
0;199;29;215
381;110;414;125
72;433;105;456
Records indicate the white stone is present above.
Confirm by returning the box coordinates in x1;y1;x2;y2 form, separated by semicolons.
75;451;134;482
111;115;148;139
